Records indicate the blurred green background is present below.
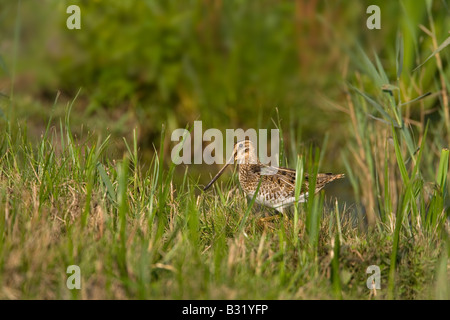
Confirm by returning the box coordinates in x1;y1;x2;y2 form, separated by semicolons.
1;0;449;180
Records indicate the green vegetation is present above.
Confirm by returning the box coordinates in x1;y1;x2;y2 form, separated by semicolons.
0;1;449;299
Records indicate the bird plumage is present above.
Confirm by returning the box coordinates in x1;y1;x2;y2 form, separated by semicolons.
204;139;344;213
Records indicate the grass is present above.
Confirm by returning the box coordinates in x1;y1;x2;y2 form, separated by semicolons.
0;1;449;300
0;83;448;299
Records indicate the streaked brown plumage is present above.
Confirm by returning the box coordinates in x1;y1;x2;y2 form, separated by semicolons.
203;140;344;213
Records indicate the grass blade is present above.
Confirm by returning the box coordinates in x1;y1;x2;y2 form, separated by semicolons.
412;36;450;72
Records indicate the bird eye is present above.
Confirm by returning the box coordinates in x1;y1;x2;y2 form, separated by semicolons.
239;143;243;148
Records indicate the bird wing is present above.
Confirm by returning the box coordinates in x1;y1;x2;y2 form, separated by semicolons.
260;164;344;193
260;164;307;192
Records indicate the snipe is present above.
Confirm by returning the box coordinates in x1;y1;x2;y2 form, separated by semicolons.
203;140;344;213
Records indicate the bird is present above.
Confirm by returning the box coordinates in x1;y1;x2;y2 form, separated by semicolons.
203;139;344;214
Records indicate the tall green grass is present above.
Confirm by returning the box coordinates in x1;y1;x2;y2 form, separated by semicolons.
340;29;450;299
0;87;448;299
0;1;449;301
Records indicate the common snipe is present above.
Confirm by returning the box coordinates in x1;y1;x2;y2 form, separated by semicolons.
203;140;344;213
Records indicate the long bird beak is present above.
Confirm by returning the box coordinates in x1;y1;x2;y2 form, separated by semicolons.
203;155;235;191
